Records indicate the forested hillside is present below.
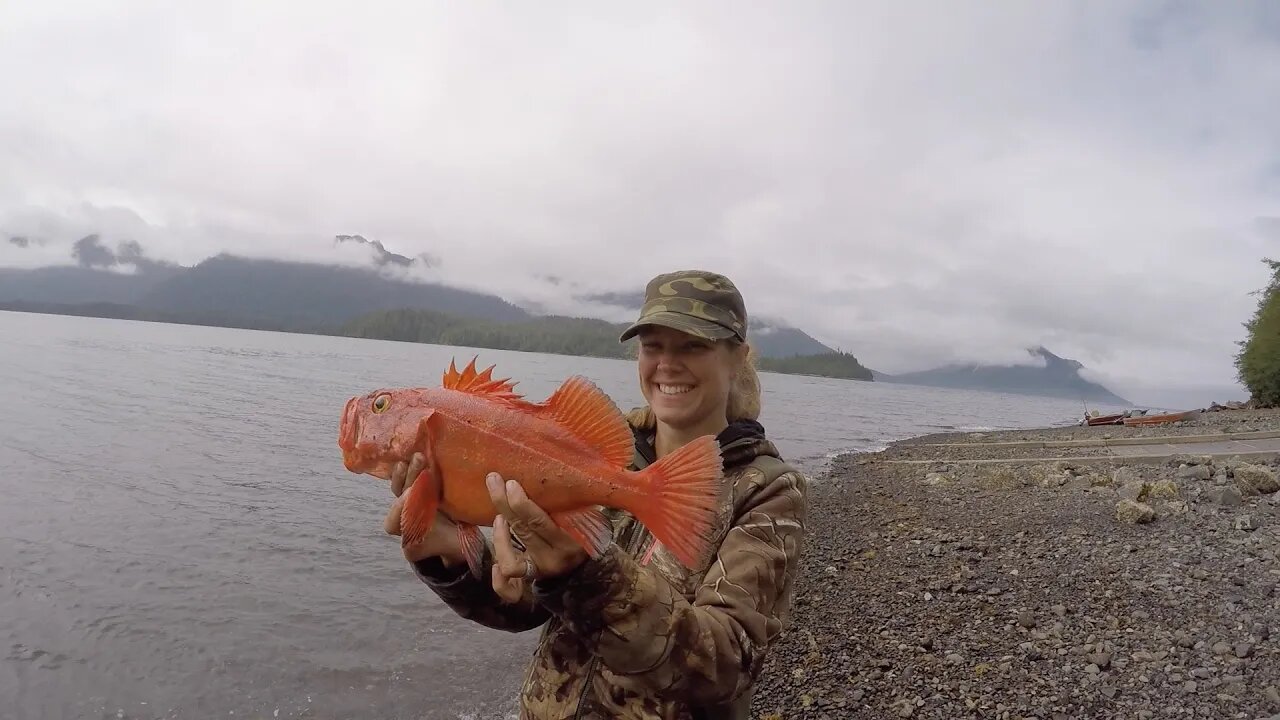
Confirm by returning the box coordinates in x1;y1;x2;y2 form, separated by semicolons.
757;351;875;380
339;309;629;359
339;308;876;380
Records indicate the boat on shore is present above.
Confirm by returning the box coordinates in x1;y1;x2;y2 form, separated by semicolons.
1081;407;1201;427
1120;410;1199;426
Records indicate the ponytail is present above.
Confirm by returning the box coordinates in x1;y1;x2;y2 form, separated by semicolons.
624;405;656;430
624;339;761;430
727;341;761;422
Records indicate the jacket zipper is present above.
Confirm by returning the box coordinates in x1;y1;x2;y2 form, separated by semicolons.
572;435;657;720
572;656;602;720
572;517;650;720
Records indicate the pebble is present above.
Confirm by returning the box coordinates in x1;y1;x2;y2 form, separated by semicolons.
1116;499;1156;523
1178;464;1212;481
1236;515;1262;531
1207;486;1245;506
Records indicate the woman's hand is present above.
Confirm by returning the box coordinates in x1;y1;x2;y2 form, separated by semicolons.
487;472;589;602
385;453;465;566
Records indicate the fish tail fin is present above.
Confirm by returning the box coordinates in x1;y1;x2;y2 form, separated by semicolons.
632;435;725;569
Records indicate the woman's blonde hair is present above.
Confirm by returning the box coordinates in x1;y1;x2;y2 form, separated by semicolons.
624;338;761;430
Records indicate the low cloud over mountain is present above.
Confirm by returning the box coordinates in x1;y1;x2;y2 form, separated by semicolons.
3;3;1275;407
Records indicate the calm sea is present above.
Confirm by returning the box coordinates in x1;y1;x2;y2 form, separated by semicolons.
0;311;1112;719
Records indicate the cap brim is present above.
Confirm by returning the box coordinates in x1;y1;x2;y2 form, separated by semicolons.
618;311;739;343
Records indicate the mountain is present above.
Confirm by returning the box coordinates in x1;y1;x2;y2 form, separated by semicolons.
3;238;857;373
334;234;440;268
880;346;1131;405
748;321;837;358
338;308;874;380
0;265;178;305
0;233;186;304
340;309;635;359
134;254;527;326
0;231;524;327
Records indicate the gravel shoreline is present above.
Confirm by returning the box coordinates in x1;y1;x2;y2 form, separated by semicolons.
897;408;1280;447
752;409;1280;720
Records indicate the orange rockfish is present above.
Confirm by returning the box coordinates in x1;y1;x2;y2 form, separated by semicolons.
338;357;725;577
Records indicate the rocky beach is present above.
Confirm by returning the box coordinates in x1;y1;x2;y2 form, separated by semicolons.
752;408;1280;720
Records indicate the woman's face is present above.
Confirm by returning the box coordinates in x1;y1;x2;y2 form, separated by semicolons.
636;325;740;432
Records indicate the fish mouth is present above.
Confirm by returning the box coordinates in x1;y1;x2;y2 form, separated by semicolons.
339;396;362;469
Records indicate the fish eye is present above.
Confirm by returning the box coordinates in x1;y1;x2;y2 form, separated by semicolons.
372;394;390;413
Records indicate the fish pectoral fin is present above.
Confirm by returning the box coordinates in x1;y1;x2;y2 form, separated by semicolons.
551;506;614;558
413;409;438;448
396;458;442;543
456;522;486;580
539;375;634;468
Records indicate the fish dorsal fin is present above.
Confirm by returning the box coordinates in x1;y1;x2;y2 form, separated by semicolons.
442;357;524;401
541;375;634;468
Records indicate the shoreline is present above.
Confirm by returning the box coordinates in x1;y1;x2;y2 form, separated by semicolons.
860;407;1279;452
812;408;1280;473
752;407;1280;719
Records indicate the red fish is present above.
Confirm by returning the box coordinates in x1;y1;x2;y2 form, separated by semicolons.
338;357;725;577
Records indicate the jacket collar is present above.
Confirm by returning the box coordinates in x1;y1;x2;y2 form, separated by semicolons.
632;418;780;470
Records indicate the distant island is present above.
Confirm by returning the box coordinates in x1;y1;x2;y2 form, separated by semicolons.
876;346;1131;405
0;233;1134;403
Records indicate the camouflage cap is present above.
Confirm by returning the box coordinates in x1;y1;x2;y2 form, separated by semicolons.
618;270;748;343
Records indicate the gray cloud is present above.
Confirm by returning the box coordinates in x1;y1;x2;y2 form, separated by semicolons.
1;1;1278;406
71;234;116;268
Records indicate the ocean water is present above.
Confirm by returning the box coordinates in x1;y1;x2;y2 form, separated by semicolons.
0;311;1115;719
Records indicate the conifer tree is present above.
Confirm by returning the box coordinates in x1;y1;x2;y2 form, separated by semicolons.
1235;258;1280;406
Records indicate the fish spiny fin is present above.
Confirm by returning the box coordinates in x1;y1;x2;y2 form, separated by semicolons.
541;375;633;467
442;356;524;401
551;506;613;558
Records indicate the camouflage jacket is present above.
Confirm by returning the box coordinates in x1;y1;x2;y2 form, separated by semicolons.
412;419;808;720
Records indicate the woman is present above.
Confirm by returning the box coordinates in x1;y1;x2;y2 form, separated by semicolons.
383;270;808;720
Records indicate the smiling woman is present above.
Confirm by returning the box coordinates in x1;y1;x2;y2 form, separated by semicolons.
389;269;809;720
632;325;752;449
623;284;763;459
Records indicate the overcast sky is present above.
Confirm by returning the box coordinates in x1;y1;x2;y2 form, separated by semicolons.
1;1;1277;406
